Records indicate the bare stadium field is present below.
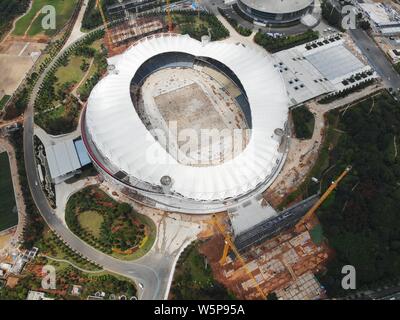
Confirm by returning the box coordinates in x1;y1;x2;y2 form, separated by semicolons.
155;82;227;133
138;68;249;165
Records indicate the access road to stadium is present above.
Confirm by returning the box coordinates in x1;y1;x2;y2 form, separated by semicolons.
22;8;192;299
23;3;257;299
349;28;400;90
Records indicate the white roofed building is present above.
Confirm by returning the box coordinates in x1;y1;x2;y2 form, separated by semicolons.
82;33;290;213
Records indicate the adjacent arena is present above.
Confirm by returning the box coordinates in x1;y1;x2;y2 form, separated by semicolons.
237;0;314;25
82;34;289;213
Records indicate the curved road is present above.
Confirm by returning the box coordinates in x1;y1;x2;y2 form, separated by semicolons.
23;31;173;300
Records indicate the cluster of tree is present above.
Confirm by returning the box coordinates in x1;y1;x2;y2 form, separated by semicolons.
318;78;375;104
3;87;29;120
81;0;120;30
254;30;319;53
171;243;235;300
65;187;146;254
173;11;229;41
291;105;315;139
321;0;345;31
37;232;100;271
322;0;370;31
37;97;81;135
100;202;145;251
74;45;96;58
318;92;400;296
217;8;252;37
79;52;108;101
0;0;29;40
0;260;136;300
8;130;44;249
0;274;40;300
83;274;137;298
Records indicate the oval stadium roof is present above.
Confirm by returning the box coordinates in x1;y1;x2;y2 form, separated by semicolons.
240;0;314;14
85;34;288;201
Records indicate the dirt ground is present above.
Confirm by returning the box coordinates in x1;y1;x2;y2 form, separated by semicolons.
264;105;325;207
0;232;13;250
139;67;249;165
200;224;330;300
0;40;45;97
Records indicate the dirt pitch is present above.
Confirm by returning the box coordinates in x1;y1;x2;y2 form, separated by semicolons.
0;40;45;98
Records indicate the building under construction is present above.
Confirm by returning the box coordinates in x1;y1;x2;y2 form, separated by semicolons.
97;0;170;54
109;15;165;47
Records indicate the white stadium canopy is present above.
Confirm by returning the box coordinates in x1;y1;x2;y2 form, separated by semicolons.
85;34;288;201
240;0;314;14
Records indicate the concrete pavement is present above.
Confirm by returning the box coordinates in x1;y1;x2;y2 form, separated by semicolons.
349;29;400;89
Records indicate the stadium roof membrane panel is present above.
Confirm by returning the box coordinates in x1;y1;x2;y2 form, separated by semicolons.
85;34;288;201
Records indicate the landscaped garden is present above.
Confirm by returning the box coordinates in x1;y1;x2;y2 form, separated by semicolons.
0;152;18;231
170;242;235;300
65;186;156;260
35;30;107;135
171;11;229;41
254;29;319;53
36;227;101;271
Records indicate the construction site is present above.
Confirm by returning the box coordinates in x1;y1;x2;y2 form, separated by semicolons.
201;221;330;300
194;167;351;300
97;0;172;57
136;66;249;166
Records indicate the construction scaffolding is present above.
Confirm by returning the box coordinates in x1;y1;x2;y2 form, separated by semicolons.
109;15;165;46
100;0;169;55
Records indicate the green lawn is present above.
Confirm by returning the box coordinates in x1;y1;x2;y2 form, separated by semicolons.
77;210;103;239
13;0;78;37
55;55;86;87
0;95;10;111
171;243;235;300
0;152;18;231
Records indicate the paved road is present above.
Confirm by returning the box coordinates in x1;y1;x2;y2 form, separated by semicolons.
22;29;174;300
349;28;400;89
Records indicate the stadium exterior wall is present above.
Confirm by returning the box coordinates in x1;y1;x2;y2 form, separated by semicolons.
237;0;314;25
83;34;289;212
81;105;291;214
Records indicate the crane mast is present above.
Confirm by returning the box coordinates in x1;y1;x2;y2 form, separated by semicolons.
295;166;352;233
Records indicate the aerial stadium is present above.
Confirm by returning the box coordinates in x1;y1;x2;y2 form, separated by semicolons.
82;33;289;213
237;0;315;25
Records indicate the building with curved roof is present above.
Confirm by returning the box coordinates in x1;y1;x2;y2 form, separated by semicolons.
237;0;314;25
82;34;289;213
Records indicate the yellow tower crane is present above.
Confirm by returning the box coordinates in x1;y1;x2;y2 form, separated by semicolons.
166;0;173;32
294;166;352;233
212;216;267;300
